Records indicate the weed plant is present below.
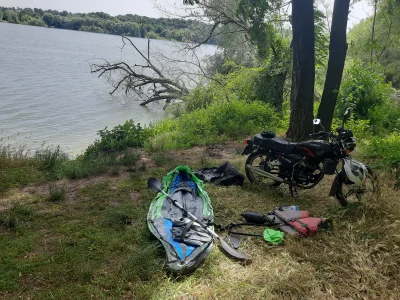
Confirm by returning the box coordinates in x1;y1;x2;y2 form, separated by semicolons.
47;182;67;202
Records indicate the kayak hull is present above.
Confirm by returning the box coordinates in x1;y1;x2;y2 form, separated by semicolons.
147;166;214;273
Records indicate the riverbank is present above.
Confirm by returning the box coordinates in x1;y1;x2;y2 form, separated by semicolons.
1;142;399;299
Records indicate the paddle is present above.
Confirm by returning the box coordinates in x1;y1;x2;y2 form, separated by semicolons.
147;177;250;261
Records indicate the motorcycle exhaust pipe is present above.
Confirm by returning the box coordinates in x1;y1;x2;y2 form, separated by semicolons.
246;164;288;184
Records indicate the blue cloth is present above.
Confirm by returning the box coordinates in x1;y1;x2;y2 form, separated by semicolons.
164;218;195;261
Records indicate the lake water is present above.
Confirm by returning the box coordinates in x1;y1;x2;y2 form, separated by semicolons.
0;22;213;156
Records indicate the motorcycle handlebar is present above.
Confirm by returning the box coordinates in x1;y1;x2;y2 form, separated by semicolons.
309;131;330;138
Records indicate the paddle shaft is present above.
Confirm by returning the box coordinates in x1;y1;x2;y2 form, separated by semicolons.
148;177;249;260
159;190;219;240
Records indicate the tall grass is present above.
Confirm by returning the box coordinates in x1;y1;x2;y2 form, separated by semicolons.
363;134;400;181
0;144;141;195
47;182;67;202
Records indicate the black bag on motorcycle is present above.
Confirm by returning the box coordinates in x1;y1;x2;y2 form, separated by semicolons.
323;159;338;175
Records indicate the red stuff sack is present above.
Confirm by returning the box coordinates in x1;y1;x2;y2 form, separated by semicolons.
288;218;329;236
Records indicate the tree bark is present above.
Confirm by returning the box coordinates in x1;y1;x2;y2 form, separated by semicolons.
286;0;315;140
317;0;350;130
370;0;378;63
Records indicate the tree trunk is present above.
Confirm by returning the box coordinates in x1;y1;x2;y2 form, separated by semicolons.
286;0;315;140
370;0;378;63
317;0;350;130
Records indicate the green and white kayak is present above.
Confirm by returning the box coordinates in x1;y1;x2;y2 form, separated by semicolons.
147;166;214;273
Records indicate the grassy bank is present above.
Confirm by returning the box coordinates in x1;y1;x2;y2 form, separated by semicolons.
1;141;400;299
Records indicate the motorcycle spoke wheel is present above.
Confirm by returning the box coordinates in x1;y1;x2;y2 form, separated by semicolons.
336;171;377;207
245;152;282;187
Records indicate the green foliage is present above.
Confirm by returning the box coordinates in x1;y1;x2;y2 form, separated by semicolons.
314;8;329;67
147;99;279;151
0;145;50;195
60;155;113;179
0;6;209;44
120;149;140;166
36;146;68;172
59;149;140;179
185;64;287;112
337;61;395;132
364;134;400;180
347;0;400;88
237;0;274;58
85;120;149;157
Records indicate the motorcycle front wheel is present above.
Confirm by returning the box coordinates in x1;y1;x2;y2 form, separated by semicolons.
245;151;282;187
335;167;378;206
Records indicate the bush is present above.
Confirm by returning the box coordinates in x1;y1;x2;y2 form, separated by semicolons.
364;134;400;172
331;117;372;140
337;61;395;133
183;65;286;113
85;120;150;157
147;99;279;151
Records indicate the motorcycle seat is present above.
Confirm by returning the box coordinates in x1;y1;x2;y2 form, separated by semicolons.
253;134;297;154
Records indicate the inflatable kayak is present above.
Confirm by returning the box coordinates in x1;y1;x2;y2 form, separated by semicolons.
147;166;214;273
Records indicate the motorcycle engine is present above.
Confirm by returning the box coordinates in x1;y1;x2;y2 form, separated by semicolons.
280;156;321;185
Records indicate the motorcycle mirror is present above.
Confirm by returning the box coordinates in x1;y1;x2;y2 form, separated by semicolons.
313;119;321;125
342;108;351;128
344;108;351;120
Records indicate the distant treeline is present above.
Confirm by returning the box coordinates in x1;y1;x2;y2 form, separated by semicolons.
0;7;215;44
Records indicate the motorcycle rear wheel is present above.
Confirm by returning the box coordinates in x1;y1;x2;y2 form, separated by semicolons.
335;167;378;206
245;151;282;187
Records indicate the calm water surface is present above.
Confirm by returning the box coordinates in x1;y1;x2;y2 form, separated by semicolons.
0;22;213;155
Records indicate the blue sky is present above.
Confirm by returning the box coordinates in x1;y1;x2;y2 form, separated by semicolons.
1;0;372;28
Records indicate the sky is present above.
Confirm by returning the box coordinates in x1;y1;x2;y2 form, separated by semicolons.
1;0;373;29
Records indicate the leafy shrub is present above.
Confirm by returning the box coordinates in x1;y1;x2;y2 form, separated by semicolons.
331;117;372;140
337;61;393;129
183;65;286;113
364;134;400;180
85;120;150;157
147;99;278;151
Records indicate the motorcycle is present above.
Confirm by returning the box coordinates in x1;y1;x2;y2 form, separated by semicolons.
242;108;377;206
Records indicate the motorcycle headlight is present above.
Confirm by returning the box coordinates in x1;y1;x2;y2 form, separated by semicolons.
344;137;357;154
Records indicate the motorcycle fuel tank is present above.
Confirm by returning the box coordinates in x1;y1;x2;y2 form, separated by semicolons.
294;140;333;158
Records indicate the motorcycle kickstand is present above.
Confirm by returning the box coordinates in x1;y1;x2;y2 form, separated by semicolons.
289;184;298;198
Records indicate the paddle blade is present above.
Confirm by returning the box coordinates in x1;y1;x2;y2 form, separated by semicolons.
228;235;241;249
219;238;250;261
148;177;162;193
